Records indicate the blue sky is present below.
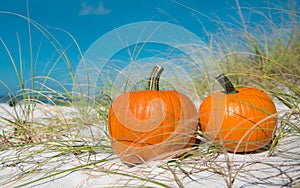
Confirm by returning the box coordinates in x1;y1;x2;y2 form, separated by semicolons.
0;0;293;97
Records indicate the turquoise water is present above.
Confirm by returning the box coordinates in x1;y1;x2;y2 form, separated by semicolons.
0;95;71;106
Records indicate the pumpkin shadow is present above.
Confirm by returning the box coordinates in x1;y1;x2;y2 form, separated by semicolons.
229;139;273;155
193;131;274;155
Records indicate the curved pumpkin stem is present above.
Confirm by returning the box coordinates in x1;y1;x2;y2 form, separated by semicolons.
216;73;238;94
148;65;164;90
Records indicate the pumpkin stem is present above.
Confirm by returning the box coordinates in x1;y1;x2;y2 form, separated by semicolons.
216;73;238;94
148;65;164;90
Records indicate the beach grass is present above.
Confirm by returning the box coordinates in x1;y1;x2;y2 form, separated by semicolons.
0;1;299;187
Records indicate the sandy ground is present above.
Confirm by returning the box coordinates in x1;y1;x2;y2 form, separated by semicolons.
0;102;299;187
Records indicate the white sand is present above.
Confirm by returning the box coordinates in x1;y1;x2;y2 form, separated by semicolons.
0;102;299;187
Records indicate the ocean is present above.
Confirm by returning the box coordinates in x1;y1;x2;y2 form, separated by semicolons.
0;94;72;106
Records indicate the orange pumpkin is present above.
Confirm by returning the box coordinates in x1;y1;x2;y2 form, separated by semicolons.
108;65;198;165
199;74;277;153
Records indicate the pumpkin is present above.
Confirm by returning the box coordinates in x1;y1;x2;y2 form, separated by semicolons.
199;74;277;153
108;65;198;165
